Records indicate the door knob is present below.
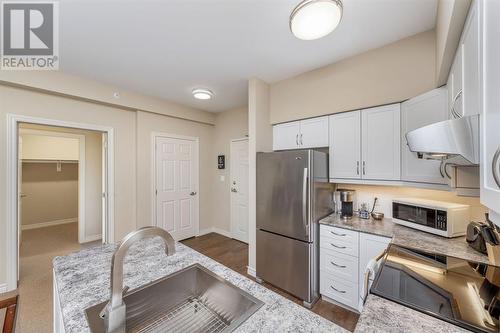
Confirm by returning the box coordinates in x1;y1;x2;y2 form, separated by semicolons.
190;191;197;196
231;188;238;193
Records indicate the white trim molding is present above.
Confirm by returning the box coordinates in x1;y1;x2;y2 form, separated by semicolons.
83;234;102;243
247;266;256;278
21;218;77;230
6;113;115;292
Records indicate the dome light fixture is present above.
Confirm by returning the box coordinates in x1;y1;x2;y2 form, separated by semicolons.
290;0;343;41
192;88;214;100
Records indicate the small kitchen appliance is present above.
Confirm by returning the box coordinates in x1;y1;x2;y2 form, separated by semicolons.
338;189;355;220
392;198;470;238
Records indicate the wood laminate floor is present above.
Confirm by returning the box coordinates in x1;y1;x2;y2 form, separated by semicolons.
181;232;359;332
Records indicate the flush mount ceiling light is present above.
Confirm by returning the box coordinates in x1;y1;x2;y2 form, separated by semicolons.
290;0;343;40
192;88;214;100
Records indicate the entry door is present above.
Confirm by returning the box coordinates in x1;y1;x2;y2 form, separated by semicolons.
155;136;198;241
230;139;249;243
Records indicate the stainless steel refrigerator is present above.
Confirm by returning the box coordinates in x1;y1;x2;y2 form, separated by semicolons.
256;150;333;308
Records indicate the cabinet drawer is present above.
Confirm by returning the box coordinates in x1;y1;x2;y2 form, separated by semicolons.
320;248;358;282
320;225;359;257
320;271;359;310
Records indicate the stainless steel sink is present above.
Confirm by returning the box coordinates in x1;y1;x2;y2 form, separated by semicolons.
85;264;264;333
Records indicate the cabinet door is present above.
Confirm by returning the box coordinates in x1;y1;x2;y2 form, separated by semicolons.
450;49;464;118
462;0;481;117
272;121;300;150
299;116;329;148
401;88;448;184
329;111;361;180
361;104;401;180
358;233;391;311
481;0;500;217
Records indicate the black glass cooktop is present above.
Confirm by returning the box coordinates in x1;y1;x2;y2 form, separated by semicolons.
371;245;500;333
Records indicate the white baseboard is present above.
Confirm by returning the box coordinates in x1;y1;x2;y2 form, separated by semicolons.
0;283;7;293
83;234;102;243
247;266;256;277
198;227;232;238
21;217;78;230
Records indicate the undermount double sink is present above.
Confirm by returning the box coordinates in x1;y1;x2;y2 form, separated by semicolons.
85;264;264;333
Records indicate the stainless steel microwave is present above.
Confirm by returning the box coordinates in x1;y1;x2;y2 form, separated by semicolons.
392;198;470;238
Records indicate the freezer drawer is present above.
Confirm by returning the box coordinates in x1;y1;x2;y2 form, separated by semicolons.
256;229;316;303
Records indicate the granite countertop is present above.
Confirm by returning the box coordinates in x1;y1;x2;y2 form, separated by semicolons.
319;213;488;264
53;239;348;333
320;213;488;332
354;295;470;333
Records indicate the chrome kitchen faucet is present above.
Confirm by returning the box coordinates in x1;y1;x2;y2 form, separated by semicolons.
100;226;176;333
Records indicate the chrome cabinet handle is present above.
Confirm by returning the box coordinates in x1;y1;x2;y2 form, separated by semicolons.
296;134;299;146
302;168;308;235
330;230;346;237
493;146;500;188
330;243;346;249
356;161;360;175
451;90;463;119
362;161;366;175
330;261;346;268
330;285;346;294
190;191;197;196
439;160;445;178
300;134;303;145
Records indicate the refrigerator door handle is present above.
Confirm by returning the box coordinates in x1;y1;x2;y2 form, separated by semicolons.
302;167;308;235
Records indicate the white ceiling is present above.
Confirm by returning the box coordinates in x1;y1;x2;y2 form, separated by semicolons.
59;0;438;112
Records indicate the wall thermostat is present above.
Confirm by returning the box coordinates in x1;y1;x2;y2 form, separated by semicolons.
218;155;225;169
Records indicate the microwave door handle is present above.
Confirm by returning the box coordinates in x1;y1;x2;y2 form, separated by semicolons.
303;167;308;236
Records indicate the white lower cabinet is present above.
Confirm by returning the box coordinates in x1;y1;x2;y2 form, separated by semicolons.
319;224;391;312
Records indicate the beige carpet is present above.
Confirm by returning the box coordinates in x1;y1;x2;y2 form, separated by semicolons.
16;223;100;333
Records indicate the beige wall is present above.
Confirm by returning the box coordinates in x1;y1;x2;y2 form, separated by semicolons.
0;84;137;287
21;163;78;226
248;78;273;272
344;184;487;221
135;111;215;231
211;107;249;232
435;0;471;85
269;30;437;124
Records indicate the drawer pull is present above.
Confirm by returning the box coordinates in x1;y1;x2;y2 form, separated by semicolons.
330;230;346;237
330;243;346;249
330;261;346;268
330;285;346;294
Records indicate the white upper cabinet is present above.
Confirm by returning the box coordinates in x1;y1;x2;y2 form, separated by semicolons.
273;121;300;150
401;88;448;185
329;111;361;179
299;116;329;149
361;104;401;180
481;0;500;216
462;0;481;117
450;49;463;118
448;0;481;119
272;116;328;151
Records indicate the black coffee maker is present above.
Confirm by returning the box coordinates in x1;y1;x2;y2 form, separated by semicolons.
338;189;355;220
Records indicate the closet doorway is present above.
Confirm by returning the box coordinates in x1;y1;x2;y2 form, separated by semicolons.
14;122;108;333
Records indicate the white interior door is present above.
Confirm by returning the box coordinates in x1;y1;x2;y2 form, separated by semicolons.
230;139;249;243
155;136;198;241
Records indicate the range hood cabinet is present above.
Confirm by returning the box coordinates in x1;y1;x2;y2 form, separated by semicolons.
405;115;480;165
